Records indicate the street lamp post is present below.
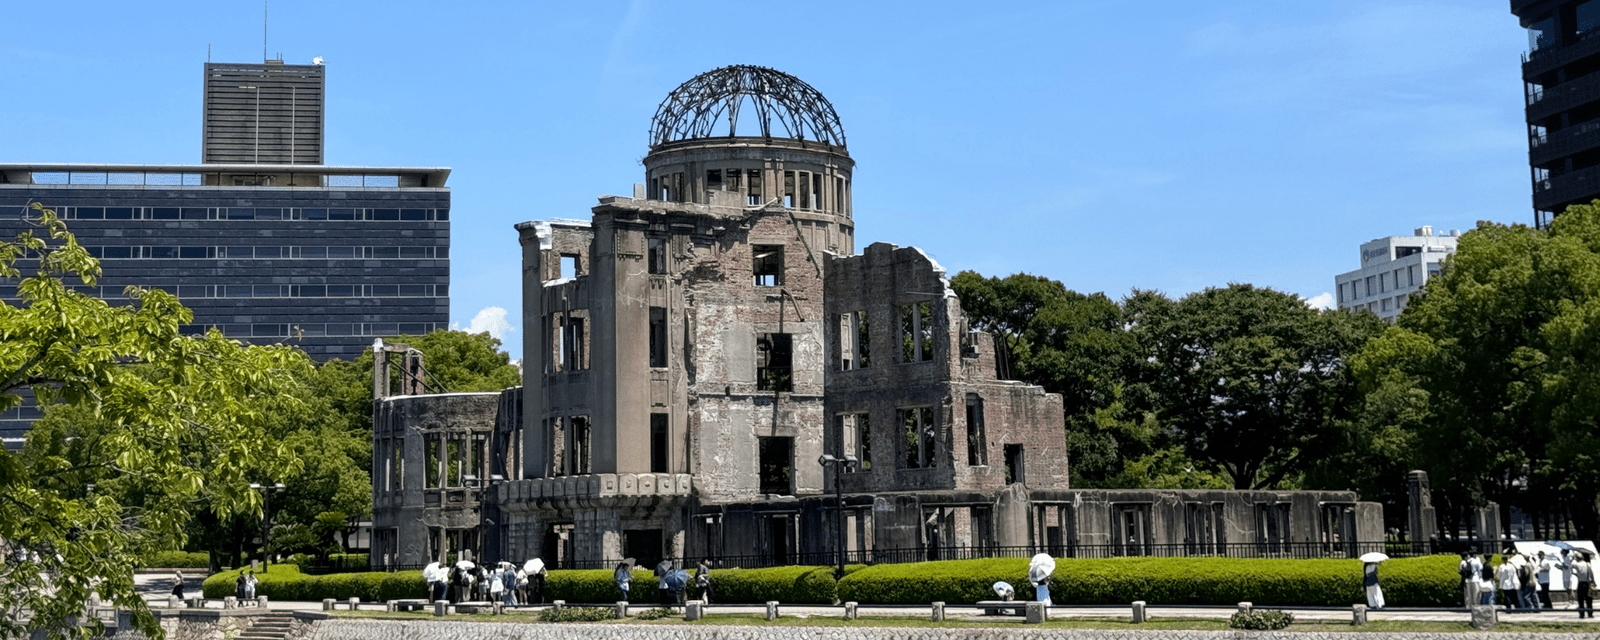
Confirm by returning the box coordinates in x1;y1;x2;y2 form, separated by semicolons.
250;482;286;571
817;454;858;579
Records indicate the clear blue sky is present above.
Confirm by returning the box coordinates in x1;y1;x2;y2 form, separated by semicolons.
1;1;1532;358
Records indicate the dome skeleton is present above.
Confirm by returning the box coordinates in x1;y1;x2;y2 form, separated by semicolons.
649;65;847;149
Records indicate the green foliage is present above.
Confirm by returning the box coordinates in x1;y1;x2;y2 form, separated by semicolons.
2;203;315;640
838;556;1459;607
536;606;616;622
1134;284;1384;490
546;569;654;603
634;606;676;620
704;565;837;604
143;551;210;568
1354;205;1600;535
202;565;425;601
1229;609;1294;630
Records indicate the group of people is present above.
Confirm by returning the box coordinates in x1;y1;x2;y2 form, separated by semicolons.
1459;549;1595;617
614;558;712;605
232;570;259;603
424;560;548;606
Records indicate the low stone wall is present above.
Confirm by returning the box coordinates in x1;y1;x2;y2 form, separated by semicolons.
304;619;1586;640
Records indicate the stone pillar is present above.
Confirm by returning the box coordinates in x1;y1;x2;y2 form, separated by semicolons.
1024;601;1048;624
348;597;360;611
1238;602;1252;615
492;601;503;615
1131;601;1147;623
931;602;945;621
257;596;269;608
168;596;180;609
433;601;448;616
766;601;780;620
386;601;398;613
615;602;629;618
685;601;703;621
843;602;858;620
224;596;237;609
994;484;1033;548
1352;604;1367;626
552;600;566;611
1470;604;1497;630
1407;470;1437;551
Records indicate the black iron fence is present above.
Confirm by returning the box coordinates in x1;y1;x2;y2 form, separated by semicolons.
347;539;1494;574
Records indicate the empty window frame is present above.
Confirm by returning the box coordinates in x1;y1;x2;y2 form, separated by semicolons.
705;169;724;191
757;333;793;392
783;171;796;208
561;254;580;279
901;301;934;363
561;315;587;371
1409;265;1419;287
425;434;441;488
837;311;870;370
650;413;669;473
649;307;668;368
572;416;592;475
1004;443;1025;484
647;238;666;275
747;170;764;205
836;412;872;472
548;417;566;476
753;245;783;287
900;406;937;469
757;436;794;495
966;394;987;466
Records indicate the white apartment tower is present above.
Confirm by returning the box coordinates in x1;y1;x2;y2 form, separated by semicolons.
1335;226;1459;321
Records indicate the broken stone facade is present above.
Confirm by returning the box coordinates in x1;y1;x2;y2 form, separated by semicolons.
370;65;1384;570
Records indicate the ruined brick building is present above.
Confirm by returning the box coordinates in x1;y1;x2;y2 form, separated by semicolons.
371;66;1382;570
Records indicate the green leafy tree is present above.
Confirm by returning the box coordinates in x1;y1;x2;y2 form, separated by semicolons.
2;203;311;640
1135;283;1383;490
1356;205;1600;538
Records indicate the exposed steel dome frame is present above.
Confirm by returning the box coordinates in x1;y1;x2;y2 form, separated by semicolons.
649;65;847;150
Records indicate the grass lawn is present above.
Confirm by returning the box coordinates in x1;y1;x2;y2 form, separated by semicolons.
328;609;1600;633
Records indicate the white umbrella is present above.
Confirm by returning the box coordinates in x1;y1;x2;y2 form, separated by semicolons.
423;561;442;581
524;558;545;574
1358;552;1389;563
992;581;1015;599
456;560;476;570
1028;553;1056;584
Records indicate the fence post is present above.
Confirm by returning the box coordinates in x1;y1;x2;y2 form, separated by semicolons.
931;602;945;621
1131;601;1147;623
1024;601;1047;624
1351;604;1367;626
766;601;780;620
844;602;858;620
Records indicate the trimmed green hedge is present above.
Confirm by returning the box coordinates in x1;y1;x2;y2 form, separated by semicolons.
839;555;1460;607
143;551;210;568
202;555;1460;608
202;565;426;601
703;565;837;604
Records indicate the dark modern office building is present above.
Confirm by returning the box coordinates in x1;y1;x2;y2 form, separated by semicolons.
0;60;450;442
1512;0;1600;227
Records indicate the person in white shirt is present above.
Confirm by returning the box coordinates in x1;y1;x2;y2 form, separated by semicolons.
1538;551;1559;609
1575;553;1594;619
1497;557;1520;611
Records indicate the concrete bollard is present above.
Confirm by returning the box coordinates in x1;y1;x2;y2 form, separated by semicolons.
931;601;945;621
322;599;335;611
1237;601;1252;615
348;597;360;611
433;600;449;616
1025;601;1048;624
844;602;858;620
615;601;629;619
492;601;503;615
551;599;565;611
1470;604;1497;630
223;596;237;609
386;600;398;613
1352;604;1367;626
685;601;703;621
187;598;203;609
1132;600;1148;623
766;601;780;620
257;596;269;609
167;596;180;609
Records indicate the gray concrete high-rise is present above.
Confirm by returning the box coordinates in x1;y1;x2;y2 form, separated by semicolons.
1511;0;1600;226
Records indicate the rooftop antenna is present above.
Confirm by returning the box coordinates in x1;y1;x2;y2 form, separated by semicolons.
207;43;211;63
263;0;269;62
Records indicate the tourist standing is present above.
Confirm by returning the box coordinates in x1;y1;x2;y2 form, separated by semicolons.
1477;565;1496;607
1574;552;1594;619
1519;555;1539;610
171;571;185;601
614;562;632;602
694;558;712;604
1538;551;1557;609
244;570;258;603
1497;556;1519;611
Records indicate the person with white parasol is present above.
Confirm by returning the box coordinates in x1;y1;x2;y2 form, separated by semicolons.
1028;553;1056;605
524;558;547;604
1359;552;1387;609
423;562;445;601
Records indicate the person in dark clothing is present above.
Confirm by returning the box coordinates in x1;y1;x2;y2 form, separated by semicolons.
694;558;713;604
1576;553;1595;619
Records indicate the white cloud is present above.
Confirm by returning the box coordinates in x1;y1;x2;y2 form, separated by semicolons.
1304;292;1336;310
453;307;516;341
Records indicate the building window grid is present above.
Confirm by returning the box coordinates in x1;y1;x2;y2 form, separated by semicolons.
56;206;448;222
83;245;447;260
20;283;453;300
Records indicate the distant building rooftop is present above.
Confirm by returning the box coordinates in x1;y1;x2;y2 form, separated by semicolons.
0;163;450;189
